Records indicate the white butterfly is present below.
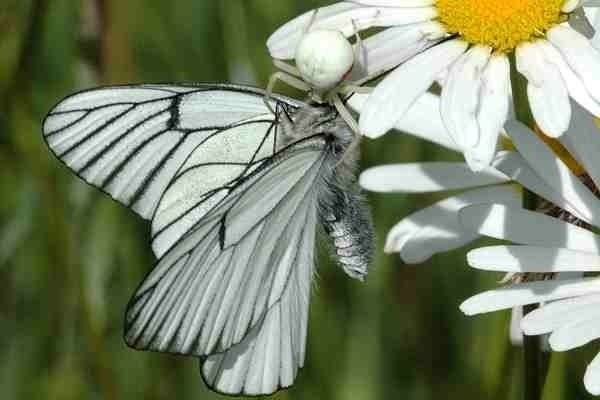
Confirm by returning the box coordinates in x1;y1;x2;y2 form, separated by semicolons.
42;83;373;395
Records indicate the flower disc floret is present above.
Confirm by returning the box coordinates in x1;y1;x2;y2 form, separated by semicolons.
437;0;564;52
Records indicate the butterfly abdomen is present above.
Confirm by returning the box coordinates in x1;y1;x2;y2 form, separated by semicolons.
318;174;374;281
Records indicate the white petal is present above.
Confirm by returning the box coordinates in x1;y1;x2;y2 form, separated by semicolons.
547;25;600;104
267;3;357;59
506;120;600;226
537;39;600;117
349;92;461;151
563;0;582;12
267;3;438;59
585;352;600;395
460;277;600;315
386;185;519;263
352;0;435;5
441;45;491;150
548;314;600;351
570;5;597;39
458;203;600;253
359;162;508;193
359;40;468;138
559;101;600;190
492;151;585;221
593;7;600;50
516;41;571;137
467;245;600;272
586;4;600;19
467;54;510;171
351;22;446;80
521;294;600;334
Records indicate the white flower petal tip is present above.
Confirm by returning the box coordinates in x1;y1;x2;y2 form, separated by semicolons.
384;186;519;263
537;40;600;118
520;294;600;336
441;45;491;150
266;3;359;59
465;55;510;171
359;40;468;138
358;163;507;193
547;25;600;105
459;294;491;316
466;246;600;273
585;355;600;396
516;41;571;138
460;278;600;316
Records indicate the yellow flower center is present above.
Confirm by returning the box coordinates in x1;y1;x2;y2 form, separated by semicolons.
436;0;565;52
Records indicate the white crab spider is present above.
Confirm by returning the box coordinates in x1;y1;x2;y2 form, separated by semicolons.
266;22;373;136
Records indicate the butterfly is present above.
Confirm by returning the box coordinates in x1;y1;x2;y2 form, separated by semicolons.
42;83;374;395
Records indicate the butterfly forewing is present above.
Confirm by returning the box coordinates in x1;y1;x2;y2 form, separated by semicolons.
42;84;291;221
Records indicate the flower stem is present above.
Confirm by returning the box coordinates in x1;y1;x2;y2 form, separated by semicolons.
508;53;548;400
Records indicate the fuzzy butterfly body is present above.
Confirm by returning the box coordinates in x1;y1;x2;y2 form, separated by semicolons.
43;84;373;396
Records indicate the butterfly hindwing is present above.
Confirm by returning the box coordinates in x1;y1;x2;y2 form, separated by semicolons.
124;142;325;396
200;195;316;395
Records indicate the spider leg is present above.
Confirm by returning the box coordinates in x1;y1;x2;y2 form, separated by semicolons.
340;84;373;96
273;59;302;78
332;92;360;136
264;71;311;115
333;95;363;168
303;9;319;35
352;19;365;66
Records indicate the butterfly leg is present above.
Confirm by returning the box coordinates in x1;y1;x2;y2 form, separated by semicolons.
273;59;302;77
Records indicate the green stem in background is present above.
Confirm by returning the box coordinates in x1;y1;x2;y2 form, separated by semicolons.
508;53;548;400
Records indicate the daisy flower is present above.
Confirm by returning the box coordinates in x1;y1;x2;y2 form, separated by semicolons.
359;1;600;168
458;110;600;395
267;1;600;170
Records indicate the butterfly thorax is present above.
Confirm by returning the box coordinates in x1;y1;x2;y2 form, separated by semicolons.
283;105;373;281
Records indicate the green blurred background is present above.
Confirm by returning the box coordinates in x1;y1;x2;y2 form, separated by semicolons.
0;1;596;399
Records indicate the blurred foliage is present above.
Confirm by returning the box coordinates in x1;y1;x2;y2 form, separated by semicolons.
0;1;597;399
